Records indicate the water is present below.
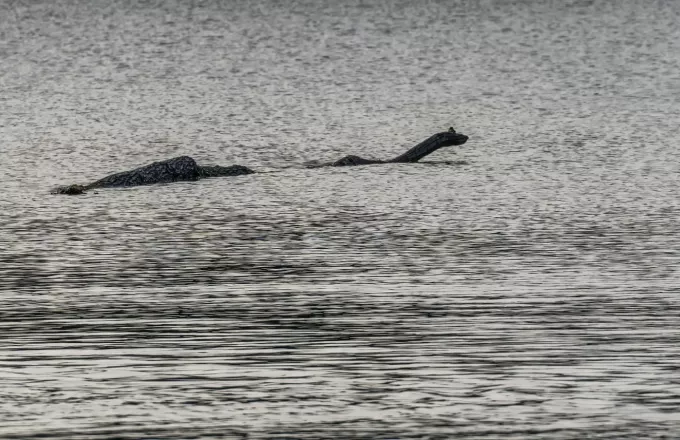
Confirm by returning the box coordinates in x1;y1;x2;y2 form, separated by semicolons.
2;0;680;438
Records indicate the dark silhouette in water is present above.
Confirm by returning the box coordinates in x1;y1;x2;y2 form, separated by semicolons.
52;156;253;195
304;127;469;168
52;128;469;194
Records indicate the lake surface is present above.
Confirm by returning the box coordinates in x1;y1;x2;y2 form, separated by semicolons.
2;0;680;438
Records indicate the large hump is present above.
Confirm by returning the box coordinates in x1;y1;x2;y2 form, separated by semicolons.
88;155;201;188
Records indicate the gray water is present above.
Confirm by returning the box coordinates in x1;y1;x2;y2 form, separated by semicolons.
2;0;680;438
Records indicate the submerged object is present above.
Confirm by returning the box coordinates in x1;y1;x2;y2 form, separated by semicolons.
304;127;469;168
52;156;253;195
52;128;470;195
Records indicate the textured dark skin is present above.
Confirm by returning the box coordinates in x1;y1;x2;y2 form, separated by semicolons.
52;156;253;195
52;128;470;194
305;127;469;168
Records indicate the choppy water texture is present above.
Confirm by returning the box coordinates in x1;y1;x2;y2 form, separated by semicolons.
2;0;680;438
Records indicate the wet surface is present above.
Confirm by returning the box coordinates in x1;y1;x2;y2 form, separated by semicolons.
2;0;680;438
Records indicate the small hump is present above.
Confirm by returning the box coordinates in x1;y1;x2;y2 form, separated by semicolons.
51;184;87;195
448;127;456;133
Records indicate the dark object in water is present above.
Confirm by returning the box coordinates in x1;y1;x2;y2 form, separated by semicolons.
304;127;469;168
52;128;470;195
53;184;88;195
52;156;253;195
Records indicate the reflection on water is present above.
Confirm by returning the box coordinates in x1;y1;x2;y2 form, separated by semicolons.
2;0;680;438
